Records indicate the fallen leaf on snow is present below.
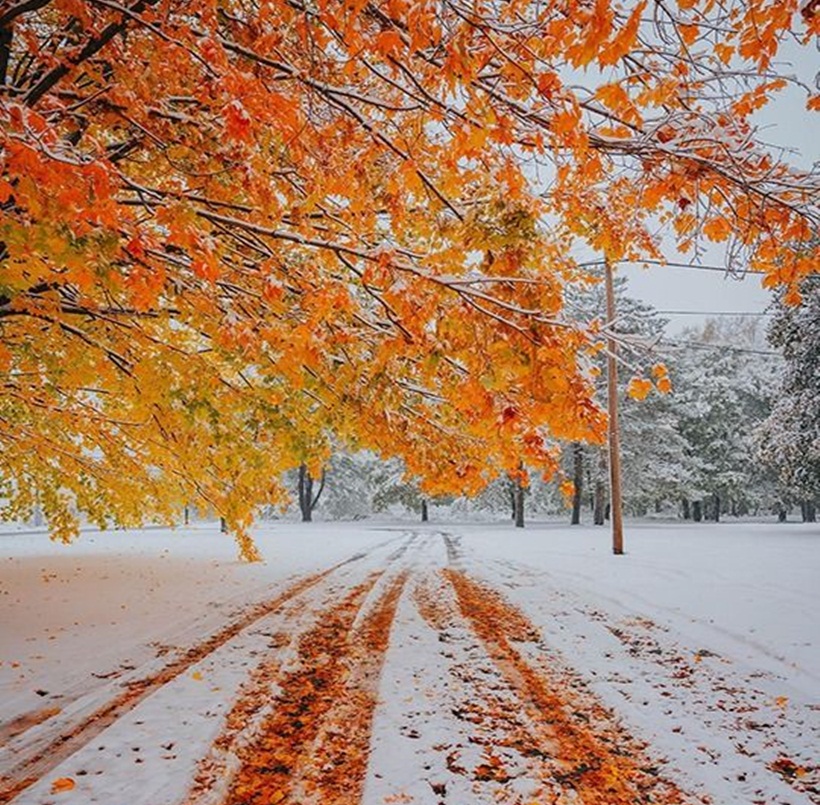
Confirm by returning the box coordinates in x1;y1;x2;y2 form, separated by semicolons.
50;777;76;793
770;756;806;780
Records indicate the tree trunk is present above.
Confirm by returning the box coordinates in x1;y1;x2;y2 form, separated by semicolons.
311;469;326;512
778;505;787;523
220;517;228;533
692;500;703;522
682;498;691;520
298;464;325;521
593;479;606;525
571;443;583;525
184;505;189;526
510;487;516;520
514;481;525;528
421;499;428;522
712;494;721;522
298;463;313;522
801;501;816;522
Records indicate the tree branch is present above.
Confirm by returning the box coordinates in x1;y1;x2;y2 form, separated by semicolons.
23;0;159;107
0;0;52;30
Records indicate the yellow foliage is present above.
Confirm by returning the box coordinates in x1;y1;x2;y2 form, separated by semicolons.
627;377;653;401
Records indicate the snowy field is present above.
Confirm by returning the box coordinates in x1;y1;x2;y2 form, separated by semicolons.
0;520;817;804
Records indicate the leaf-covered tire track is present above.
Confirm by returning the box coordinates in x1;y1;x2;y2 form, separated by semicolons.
189;570;408;805
0;709;61;752
0;540;399;805
443;568;693;805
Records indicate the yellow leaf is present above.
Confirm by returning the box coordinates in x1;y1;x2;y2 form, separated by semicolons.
595;83;630;112
714;43;735;64
626;377;653;401
0;343;12;372
375;30;404;57
681;23;699;45
651;363;672;393
0;179;13;204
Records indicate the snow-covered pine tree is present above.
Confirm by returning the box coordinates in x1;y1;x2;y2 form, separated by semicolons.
671;317;782;520
756;281;820;520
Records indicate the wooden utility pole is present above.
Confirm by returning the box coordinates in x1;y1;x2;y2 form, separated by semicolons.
604;260;625;555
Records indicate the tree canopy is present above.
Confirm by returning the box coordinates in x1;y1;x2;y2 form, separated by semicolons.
1;0;818;554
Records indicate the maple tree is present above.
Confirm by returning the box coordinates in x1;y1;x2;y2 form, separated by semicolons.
0;0;817;555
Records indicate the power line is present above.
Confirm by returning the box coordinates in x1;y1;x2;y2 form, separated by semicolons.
660;338;780;356
655;309;774;316
622;260;765;274
580;258;758;274
584;258;820;280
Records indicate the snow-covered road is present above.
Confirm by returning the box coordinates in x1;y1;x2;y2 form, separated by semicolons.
0;521;817;804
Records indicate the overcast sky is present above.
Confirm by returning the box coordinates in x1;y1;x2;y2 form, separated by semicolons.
613;36;818;333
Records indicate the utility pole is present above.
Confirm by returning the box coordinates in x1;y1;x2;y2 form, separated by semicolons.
604;259;625;555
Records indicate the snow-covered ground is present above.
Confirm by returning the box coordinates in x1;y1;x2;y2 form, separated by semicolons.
0;520;817;804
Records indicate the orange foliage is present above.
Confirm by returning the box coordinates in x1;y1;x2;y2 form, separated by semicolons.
0;0;816;554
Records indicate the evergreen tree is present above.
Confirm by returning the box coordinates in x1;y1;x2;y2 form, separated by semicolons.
757;281;820;517
670;317;782;519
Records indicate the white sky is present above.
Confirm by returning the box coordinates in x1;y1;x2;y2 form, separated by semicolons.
618;263;773;333
615;35;818;333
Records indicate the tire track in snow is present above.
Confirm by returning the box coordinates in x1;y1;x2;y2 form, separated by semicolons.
443;568;693;805
0;536;406;804
476;554;820;804
362;532;695;805
187;536;427;805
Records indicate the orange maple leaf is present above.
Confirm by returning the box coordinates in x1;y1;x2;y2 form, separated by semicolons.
50;778;76;793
